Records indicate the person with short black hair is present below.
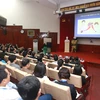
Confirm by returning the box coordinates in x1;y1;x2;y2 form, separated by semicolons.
17;76;52;100
53;54;58;61
0;65;22;100
34;62;49;80
51;54;58;64
30;51;36;58
8;55;20;69
37;56;43;63
56;59;63;70
73;66;86;86
21;58;33;74
22;50;28;58
64;58;72;68
55;67;77;100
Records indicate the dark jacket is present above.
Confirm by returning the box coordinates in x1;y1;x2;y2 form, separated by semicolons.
55;80;77;100
63;63;73;68
81;76;86;86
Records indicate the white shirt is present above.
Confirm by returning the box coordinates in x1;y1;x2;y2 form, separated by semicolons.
51;61;57;65
0;82;22;100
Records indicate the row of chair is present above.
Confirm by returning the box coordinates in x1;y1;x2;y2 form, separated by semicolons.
47;63;91;97
4;55;88;88
6;52;54;63
0;61;83;100
4;55;91;98
47;62;86;77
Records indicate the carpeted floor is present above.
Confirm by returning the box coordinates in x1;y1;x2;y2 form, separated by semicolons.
86;65;100;100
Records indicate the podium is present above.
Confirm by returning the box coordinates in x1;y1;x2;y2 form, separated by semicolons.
64;39;70;52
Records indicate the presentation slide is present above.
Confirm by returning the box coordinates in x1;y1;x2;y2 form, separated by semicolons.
75;11;100;38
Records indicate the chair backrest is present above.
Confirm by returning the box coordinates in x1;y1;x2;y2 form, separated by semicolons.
29;63;36;71
44;80;72;100
0;62;17;79
14;69;30;81
78;76;91;97
72;67;86;77
16;55;23;59
81;67;86;77
15;59;22;67
47;63;57;68
6;64;17;79
68;74;82;88
47;68;59;80
43;58;54;62
68;63;75;67
37;77;45;94
43;58;49;62
33;58;37;63
4;55;9;62
62;66;72;73
5;52;14;56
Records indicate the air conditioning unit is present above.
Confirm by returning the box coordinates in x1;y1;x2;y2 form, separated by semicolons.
0;16;7;26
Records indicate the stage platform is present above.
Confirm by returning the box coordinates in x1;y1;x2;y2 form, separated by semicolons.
51;52;100;65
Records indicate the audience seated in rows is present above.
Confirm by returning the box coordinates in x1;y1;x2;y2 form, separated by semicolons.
17;76;52;100
0;44;89;100
21;58;33;74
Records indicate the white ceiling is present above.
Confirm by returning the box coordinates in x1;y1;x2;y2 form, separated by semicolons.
21;0;100;10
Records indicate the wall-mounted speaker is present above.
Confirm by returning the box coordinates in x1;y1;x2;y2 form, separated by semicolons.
1;27;7;35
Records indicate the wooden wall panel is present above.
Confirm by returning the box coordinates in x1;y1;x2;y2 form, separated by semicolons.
0;26;57;52
40;32;57;52
78;44;100;53
60;14;74;52
49;33;57;52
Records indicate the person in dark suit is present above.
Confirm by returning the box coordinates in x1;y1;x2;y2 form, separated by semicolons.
73;66;86;86
63;58;73;68
55;67;77;100
56;59;64;70
30;51;36;59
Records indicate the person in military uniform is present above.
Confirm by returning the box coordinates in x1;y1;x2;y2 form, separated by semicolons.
71;37;78;52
